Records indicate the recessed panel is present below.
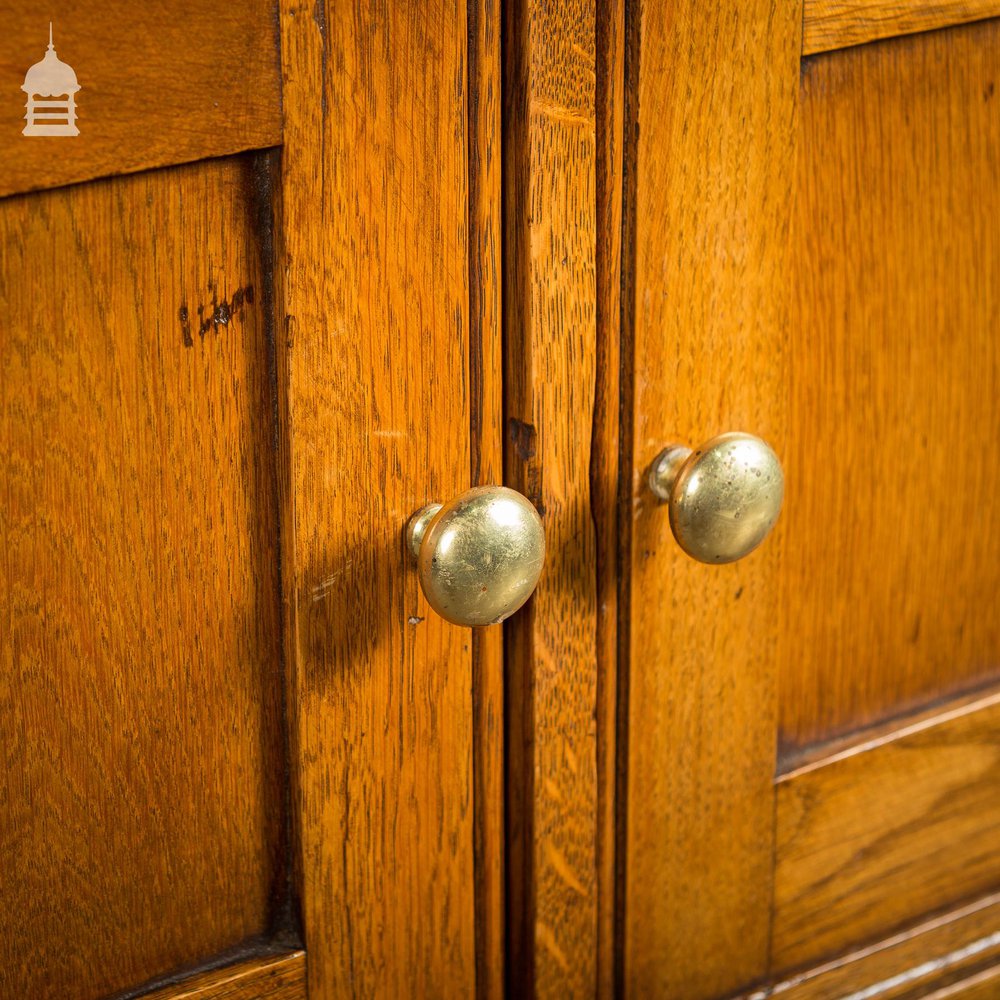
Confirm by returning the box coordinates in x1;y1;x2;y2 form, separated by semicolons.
0;157;286;999
781;21;1000;751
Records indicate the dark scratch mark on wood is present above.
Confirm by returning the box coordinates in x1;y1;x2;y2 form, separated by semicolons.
186;284;256;343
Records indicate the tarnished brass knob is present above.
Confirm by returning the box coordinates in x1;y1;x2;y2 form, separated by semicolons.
407;486;545;626
648;432;784;564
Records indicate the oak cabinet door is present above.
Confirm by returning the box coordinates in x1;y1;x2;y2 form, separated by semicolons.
620;6;1000;998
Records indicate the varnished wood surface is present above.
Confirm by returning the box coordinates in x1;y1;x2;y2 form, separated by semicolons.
622;11;1000;994
138;953;306;1000
779;680;1000;777
620;2;801;996
782;20;1000;750
802;0;1000;54
928;967;1000;999
0;1;281;198
0;157;287;998
757;892;1000;999
276;1;476;995
773;691;1000;974
594;0;624;995
504;1;600;995
468;1;506;996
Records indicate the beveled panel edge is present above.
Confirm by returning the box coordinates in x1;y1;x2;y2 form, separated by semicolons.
928;963;1000;999
735;892;1000;999
136;951;306;1000
777;683;1000;781
803;0;1000;56
772;695;1000;973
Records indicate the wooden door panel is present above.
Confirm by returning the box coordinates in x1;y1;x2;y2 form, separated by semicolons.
0;156;288;999
803;1;1000;54
759;891;1000;999
775;689;1000;972
0;1;281;198
782;20;1000;750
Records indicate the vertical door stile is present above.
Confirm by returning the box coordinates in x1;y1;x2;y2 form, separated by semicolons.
276;1;477;995
503;1;602;996
594;0;625;995
619;2;802;997
467;0;506;996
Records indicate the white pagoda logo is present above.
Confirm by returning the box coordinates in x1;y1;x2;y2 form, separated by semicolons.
21;24;80;136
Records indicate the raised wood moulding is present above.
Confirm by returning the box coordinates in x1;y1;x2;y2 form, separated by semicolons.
138;952;306;999
743;891;1000;998
772;689;1000;974
802;0;1000;55
0;1;281;198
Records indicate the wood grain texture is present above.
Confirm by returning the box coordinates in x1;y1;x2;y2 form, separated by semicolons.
0;157;286;999
503;1;599;996
773;691;1000;974
928;966;1000;999
138;952;306;1000
756;892;1000;999
276;1;476;996
0;1;281;198
781;21;1000;750
779;681;1000;777
594;0;624;996
802;0;1000;55
620;1;801;996
468;1;506;996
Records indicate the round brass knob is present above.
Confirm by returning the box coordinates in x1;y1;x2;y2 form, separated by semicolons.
648;432;784;564
406;486;545;626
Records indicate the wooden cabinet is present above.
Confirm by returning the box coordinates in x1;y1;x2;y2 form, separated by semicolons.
1;2;999;998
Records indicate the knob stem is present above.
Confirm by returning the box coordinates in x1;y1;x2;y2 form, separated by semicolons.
648;445;693;501
406;503;443;559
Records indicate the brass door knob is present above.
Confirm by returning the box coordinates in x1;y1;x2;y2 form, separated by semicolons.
407;486;545;626
648;432;783;564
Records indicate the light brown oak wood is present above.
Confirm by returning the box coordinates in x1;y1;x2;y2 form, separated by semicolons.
0;1;281;198
504;1;600;995
620;2;801;995
755;891;1000;999
621;13;1000;996
0;156;288;999
275;0;477;995
139;952;306;1000
802;0;1000;55
778;681;1000;777
928;967;1000;999
594;0;624;995
774;691;1000;974
468;1;506;995
782;19;1000;750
